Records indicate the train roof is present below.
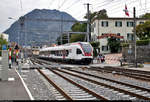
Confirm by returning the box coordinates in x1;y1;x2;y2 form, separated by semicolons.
40;42;91;52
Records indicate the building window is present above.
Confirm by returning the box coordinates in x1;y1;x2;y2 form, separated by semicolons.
101;21;108;27
139;22;144;24
102;46;108;51
115;21;122;27
117;33;120;41
127;33;134;41
127;21;134;27
117;33;120;36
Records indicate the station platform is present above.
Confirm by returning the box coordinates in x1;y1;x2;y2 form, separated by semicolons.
0;65;32;100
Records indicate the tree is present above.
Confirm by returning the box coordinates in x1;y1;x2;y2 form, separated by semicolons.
0;35;8;56
69;22;87;42
68;9;109;43
107;37;121;53
90;41;100;57
84;9;108;21
71;22;87;32
70;34;85;43
140;13;150;18
56;34;69;45
136;20;150;40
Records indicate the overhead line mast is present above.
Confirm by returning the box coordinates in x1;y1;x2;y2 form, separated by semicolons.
85;3;91;42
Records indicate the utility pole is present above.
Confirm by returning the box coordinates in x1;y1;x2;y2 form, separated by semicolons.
19;16;25;46
133;7;137;67
60;15;63;45
85;3;91;42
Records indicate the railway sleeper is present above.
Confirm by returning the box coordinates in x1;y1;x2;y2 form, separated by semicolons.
129;97;137;100
71;94;93;98
68;92;89;95
122;95;130;98
137;91;149;95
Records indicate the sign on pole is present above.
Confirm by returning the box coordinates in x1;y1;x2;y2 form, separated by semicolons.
2;45;7;50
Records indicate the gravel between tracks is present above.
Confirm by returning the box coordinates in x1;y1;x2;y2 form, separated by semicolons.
73;68;150;89
54;70;135;100
20;69;56;100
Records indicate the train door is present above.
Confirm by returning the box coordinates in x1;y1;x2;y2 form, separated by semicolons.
76;48;82;60
70;47;75;60
62;50;66;59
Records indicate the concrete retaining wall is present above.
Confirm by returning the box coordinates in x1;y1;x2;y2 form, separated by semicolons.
122;44;150;63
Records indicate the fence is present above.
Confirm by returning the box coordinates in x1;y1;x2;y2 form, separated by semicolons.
122;43;150;63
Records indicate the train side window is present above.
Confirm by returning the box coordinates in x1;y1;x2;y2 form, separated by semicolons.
77;48;82;54
66;50;69;56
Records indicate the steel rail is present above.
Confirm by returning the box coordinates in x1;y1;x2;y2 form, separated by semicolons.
31;59;73;100
48;68;108;100
105;66;150;75
33;58;150;82
90;67;150;81
34;58;150;81
63;68;150;93
53;68;150;100
102;66;150;78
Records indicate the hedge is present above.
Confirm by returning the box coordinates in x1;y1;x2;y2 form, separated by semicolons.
122;39;150;47
136;39;150;46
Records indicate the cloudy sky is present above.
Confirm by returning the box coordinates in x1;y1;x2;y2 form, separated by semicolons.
0;0;149;33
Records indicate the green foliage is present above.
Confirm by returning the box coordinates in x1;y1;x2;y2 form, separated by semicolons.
136;39;150;46
136;20;150;40
90;41;100;57
140;13;150;19
107;37;121;53
70;34;85;43
0;35;8;56
71;23;87;32
93;48;98;57
121;39;150;47
84;9;108;21
121;43;129;47
56;34;70;45
56;36;61;45
70;9;108;44
70;22;87;43
90;41;100;48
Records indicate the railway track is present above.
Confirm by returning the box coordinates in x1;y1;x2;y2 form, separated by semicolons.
31;58;150;100
89;66;150;81
31;60;108;100
34;58;150;82
52;68;150;100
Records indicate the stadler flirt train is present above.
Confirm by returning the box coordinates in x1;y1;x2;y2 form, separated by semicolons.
39;42;93;64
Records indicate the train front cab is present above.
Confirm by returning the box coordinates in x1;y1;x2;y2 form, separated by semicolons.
75;47;93;65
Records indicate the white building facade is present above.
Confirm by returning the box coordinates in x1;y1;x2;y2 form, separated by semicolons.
91;18;149;54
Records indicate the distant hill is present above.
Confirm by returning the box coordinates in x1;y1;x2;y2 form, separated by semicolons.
4;9;77;46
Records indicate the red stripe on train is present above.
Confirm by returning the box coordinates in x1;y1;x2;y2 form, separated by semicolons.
85;53;92;56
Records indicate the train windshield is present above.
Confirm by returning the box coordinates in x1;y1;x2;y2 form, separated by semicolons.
80;43;92;53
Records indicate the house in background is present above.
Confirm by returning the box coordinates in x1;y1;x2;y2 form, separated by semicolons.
0;33;9;42
91;17;149;54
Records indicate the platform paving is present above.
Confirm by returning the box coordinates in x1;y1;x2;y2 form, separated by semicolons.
0;65;31;100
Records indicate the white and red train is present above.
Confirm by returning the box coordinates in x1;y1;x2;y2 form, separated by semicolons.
39;42;93;64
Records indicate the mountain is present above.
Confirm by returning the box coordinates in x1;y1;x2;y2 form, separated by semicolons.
4;9;77;46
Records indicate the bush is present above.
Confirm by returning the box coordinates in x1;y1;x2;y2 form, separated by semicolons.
121;43;129;47
121;39;150;47
90;41;100;57
136;39;150;46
